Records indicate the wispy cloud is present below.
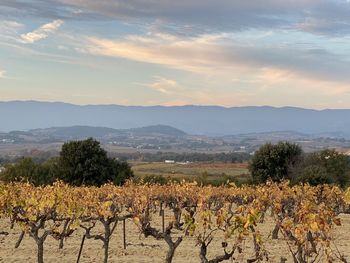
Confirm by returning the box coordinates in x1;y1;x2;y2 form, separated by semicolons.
0;20;23;32
138;76;181;94
0;69;6;79
80;33;236;73
79;32;350;84
20;20;64;44
2;0;350;36
56;0;350;36
0;20;24;42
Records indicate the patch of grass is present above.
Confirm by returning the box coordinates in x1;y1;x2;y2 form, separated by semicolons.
132;161;249;177
131;161;252;186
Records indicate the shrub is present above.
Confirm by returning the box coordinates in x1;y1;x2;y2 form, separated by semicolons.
58;138;133;186
249;142;302;183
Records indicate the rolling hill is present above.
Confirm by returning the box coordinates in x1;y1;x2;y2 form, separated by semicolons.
1;125;186;143
1;101;350;137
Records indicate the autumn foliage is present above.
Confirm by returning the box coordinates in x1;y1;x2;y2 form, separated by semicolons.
0;181;349;263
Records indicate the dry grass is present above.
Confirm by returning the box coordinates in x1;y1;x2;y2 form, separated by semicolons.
131;162;250;181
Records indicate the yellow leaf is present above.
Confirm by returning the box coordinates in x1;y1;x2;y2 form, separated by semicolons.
310;222;318;232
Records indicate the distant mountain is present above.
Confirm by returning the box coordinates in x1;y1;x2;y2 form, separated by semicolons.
2;101;350;137
127;125;186;137
29;126;118;138
223;130;311;140
25;125;186;140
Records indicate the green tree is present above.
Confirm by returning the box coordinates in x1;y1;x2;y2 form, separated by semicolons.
249;142;303;183
318;149;349;187
294;165;333;185
35;158;60;185
0;158;36;183
109;158;134;185
0;157;57;185
291;149;350;187
58;138;133;186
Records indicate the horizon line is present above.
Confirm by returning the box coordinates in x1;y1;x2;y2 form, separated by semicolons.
0;99;346;111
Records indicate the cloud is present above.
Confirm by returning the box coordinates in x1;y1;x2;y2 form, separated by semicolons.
0;20;23;31
79;32;350;84
138;76;181;94
0;20;24;42
55;0;350;36
80;33;236;73
2;0;350;36
20;20;64;44
0;0;108;21
0;69;6;78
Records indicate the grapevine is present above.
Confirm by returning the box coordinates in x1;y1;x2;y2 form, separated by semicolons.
0;181;349;263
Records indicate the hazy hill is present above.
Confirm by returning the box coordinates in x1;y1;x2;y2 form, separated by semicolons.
127;125;186;137
20;125;186;140
1;101;350;136
29;126;118;138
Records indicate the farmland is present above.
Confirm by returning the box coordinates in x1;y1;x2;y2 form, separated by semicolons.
131;162;250;183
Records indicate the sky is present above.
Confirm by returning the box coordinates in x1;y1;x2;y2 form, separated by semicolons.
1;0;350;108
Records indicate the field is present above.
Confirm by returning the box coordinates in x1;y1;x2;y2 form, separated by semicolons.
131;162;250;183
1;213;349;263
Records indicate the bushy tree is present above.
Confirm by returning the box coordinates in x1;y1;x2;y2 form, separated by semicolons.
58;138;133;186
249;142;303;183
292;149;350;187
293;165;333;185
0;158;36;183
0;157;57;185
318;149;350;187
109;158;134;185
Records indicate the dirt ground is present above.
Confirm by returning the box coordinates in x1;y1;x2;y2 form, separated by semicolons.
0;213;349;263
131;162;249;179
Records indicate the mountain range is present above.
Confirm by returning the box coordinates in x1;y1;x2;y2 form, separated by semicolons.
1;101;350;137
0;125;186;144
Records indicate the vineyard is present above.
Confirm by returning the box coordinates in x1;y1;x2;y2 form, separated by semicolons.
1;181;350;263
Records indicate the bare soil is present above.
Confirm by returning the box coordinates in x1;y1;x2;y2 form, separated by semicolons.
0;213;349;263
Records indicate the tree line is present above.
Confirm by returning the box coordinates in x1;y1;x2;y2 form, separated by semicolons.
1;139;350;187
0;138;133;186
249;142;350;187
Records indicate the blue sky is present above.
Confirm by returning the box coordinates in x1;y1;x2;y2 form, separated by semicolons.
1;0;350;108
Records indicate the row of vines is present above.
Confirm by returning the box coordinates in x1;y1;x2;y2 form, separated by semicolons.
1;181;350;263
